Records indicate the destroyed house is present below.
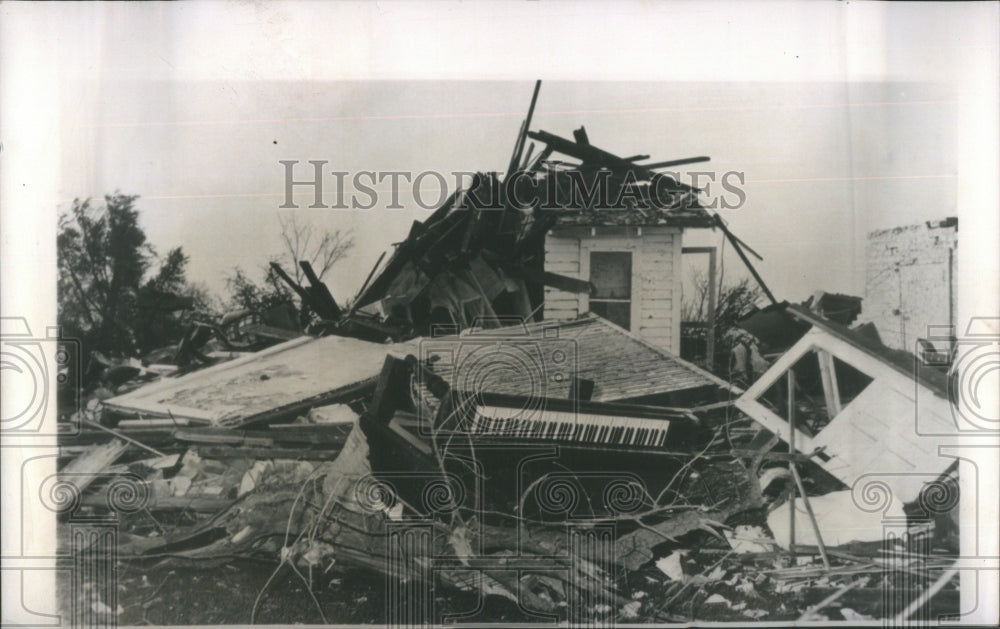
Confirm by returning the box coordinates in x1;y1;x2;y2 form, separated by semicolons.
735;305;956;504
347;123;715;355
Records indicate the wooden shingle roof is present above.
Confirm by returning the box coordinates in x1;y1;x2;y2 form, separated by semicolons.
418;313;735;403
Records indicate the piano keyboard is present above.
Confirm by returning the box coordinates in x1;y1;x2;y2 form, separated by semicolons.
471;405;673;449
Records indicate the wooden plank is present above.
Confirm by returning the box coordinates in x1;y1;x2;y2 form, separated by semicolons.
197;446;344;460
241;323;303;341
173;428;274;447
59;439;130;496
299;260;342;319
387;414;434;456
816;349;842;417
81;488;235;513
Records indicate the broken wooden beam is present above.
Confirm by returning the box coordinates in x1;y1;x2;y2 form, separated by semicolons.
241;322;303;341
268;261;312;305
196;446;344;461
59;438;130;496
485;253;594;295
712;214;778;306
507;79;542;176
299;260;342;319
643;156;712;170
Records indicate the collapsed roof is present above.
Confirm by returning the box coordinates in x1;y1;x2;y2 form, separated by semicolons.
347;130;714;338
735;305;954;505
414;313;737;407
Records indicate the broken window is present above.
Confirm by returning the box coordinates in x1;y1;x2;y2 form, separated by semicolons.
589;251;632;330
755;347;874;437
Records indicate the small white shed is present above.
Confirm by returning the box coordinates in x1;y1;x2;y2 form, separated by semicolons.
543;208;714;355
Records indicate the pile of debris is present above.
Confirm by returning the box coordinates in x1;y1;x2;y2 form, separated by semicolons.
56;82;961;624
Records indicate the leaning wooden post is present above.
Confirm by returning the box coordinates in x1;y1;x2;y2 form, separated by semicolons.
786;366;832;570
790;464;832;571
787;368;796;550
706;248;717;371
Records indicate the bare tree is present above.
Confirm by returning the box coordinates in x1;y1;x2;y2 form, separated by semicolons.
682;269;762;328
276;213;355;284
682;269;763;373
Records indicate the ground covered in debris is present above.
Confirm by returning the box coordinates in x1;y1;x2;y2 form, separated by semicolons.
61;530;960;625
54;81;963;625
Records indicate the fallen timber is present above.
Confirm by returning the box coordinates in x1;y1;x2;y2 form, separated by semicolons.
60;80;963;623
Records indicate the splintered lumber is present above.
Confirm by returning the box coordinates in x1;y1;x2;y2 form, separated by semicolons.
268;261;312;305
81;485;234;513
489;256;594;295
80;418;165;457
173;427;274;447
299;260;342;319
197;446;344;461
240;323;303;341
59;438;130;496
174;424;352;448
506;79;542;175
642;156;712;170
712;214;777;306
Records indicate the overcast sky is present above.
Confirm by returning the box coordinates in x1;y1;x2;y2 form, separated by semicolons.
2;5;997;618
56;77;957;306
4;1;995;317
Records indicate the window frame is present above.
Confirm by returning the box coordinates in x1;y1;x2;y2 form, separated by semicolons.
735;328;881;453
581;244;639;331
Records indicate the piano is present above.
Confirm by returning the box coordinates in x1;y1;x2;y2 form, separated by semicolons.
362;356;713;516
436;392;708;455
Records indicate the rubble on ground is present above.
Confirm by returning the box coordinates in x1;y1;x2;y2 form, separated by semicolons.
57;81;961;624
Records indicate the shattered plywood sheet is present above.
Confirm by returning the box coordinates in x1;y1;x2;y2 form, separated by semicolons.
105;335;418;426
735;307;956;504
419;313;736;403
